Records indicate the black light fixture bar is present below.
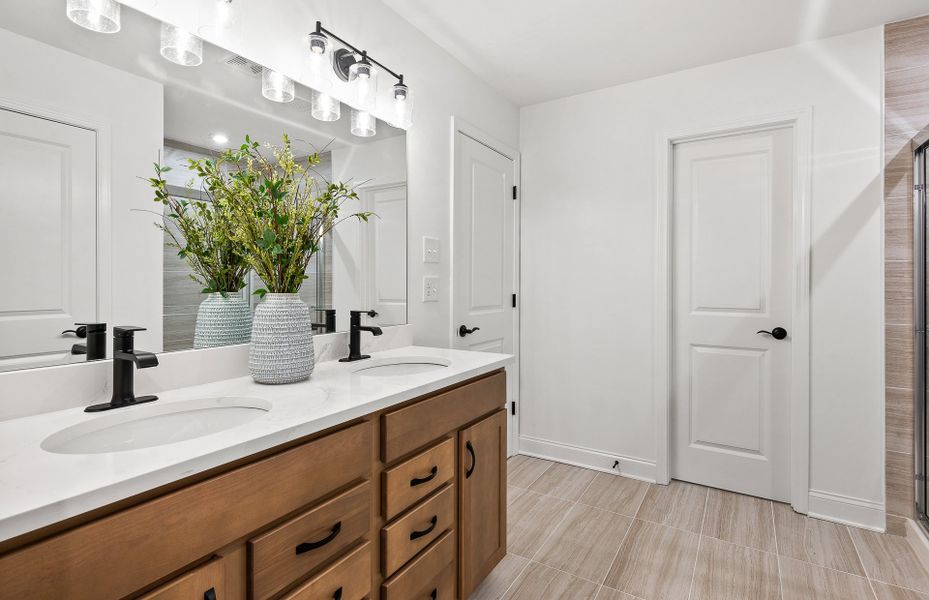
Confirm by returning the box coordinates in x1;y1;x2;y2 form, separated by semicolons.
314;21;405;84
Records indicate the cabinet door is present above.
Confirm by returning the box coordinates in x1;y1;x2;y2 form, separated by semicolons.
458;409;507;598
138;556;224;600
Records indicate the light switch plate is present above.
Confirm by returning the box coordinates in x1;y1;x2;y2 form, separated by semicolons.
422;276;439;302
422;237;440;263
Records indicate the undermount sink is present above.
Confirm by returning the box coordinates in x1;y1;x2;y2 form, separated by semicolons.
41;397;271;455
352;356;451;377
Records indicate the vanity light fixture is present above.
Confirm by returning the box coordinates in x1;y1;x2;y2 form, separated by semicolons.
261;68;295;103
348;52;377;112
66;0;121;33
310;90;341;122
392;77;413;129
350;109;376;138
306;29;334;91
160;23;203;66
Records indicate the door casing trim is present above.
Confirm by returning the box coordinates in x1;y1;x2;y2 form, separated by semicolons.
654;108;813;513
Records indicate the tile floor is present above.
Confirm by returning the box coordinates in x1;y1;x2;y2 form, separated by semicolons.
469;455;929;600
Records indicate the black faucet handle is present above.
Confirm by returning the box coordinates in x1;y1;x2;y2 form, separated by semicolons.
114;326;147;337
75;322;107;333
350;309;378;318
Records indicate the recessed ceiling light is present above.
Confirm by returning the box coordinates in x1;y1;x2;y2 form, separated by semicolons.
211;133;229;145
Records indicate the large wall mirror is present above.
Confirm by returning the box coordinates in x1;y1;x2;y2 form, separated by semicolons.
0;1;407;372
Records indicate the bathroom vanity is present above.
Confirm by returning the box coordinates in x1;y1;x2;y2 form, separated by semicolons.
0;348;510;600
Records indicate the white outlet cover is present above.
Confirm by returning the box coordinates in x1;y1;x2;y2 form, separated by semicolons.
422;237;440;263
422;276;439;302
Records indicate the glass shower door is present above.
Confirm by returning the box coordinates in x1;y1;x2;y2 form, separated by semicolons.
916;139;928;532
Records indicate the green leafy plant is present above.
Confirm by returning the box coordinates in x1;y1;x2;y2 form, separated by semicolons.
148;162;250;294
187;134;372;296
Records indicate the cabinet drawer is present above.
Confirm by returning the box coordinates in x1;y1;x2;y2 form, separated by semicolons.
381;529;456;600
0;422;371;600
382;437;454;520
249;480;372;600
381;370;505;462
138;556;224;600
280;542;372;600
382;483;456;577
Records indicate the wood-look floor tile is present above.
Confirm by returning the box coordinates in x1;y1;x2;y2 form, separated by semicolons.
579;472;650;517
507;455;552;489
636;480;707;533
594;587;639;600
508;485;528;506
603;519;700;599
850;527;929;593
507;489;572;558
887;450;915;518
702;488;775;552
873;580;929;600
468;553;529;600
534;504;632;581
690;537;780;600
501;561;599;600
773;503;865;575
887;387;916;455
779;556;874;600
528;462;597;502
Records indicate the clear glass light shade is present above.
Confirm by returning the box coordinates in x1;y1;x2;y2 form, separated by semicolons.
67;0;121;33
391;83;413;129
306;33;333;90
261;68;295;103
349;60;377;112
311;90;341;122
160;23;203;66
350;109;376;138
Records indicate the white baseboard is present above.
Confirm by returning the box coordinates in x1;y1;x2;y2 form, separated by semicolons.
518;434;657;483
807;489;885;531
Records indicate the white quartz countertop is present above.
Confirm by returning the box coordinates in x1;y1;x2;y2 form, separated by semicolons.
0;346;512;542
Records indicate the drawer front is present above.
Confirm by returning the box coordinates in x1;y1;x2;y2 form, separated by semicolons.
249;480;372;600
281;542;372;600
0;422;371;600
382;483;456;577
382;437;454;521
381;529;456;600
138;556;224;600
382;370;505;463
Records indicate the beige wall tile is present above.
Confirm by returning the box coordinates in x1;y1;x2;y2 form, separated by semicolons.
579;472;650;517
886;325;915;389
887;514;911;537
534;504;632;582
469;553;529;600
873;580;929;600
690;537;780;600
637;480;708;533
887;450;915;518
850;526;929;592
603;519;700;598
502;562;599;600
507;489;572;558
886;65;929;138
528;462;597;502
702;489;776;553
507;455;552;489
887;387;916;455
886;135;914;200
772;503;865;576
887;260;915;326
779;556;874;600
887;16;929;72
885;195;914;262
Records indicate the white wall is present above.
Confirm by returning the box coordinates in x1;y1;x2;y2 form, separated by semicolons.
520;28;884;519
0;28;164;351
121;0;520;347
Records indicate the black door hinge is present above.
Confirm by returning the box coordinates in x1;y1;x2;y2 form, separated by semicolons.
512;293;517;308
510;401;516;416
917;184;926;192
512;185;518;200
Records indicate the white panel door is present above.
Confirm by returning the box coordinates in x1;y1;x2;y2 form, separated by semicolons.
364;183;407;324
0;108;97;364
453;132;516;449
671;127;793;501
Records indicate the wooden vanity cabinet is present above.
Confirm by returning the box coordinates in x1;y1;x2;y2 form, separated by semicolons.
0;368;506;600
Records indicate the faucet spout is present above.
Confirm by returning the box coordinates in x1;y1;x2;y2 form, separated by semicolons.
360;326;383;336
115;350;159;369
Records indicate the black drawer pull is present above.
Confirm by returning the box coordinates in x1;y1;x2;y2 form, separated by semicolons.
430;589;437;600
333;587;343;600
410;515;438;541
465;441;476;478
295;521;342;555
411;466;438;487
204;588;217;600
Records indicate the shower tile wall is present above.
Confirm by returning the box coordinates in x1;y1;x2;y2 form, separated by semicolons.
884;15;929;522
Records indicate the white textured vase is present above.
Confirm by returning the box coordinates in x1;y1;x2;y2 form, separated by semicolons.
193;292;252;349
249;293;315;384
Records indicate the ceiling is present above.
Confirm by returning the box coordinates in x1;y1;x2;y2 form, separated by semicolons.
384;0;929;106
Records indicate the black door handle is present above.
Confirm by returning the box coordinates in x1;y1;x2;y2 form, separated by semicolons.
204;588;217;600
410;515;438;540
333;587;342;600
465;440;476;478
430;589;437;600
756;327;788;340
458;325;480;337
295;521;342;554
410;466;438;487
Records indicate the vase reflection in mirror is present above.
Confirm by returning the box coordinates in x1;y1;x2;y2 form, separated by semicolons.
193;292;252;349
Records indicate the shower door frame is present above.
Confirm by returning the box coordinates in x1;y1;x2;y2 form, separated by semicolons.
915;136;928;534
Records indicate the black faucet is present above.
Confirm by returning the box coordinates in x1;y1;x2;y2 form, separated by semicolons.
85;326;159;412
311;308;337;334
339;310;383;362
63;322;107;361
